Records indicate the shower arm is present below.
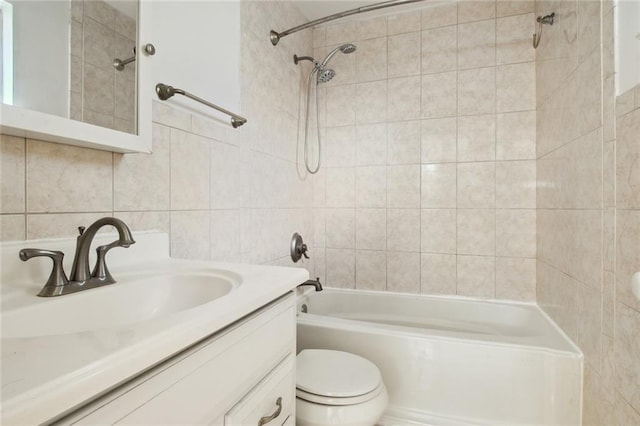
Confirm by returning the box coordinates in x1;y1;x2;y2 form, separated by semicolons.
270;0;427;46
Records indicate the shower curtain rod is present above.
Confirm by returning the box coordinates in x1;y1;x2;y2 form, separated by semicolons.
270;0;427;46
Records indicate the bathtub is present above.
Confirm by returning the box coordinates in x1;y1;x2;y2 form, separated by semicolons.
296;289;582;426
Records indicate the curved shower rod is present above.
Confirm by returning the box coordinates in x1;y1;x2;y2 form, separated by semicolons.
270;0;427;46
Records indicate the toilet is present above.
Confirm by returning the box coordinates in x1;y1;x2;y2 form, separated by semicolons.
296;349;388;426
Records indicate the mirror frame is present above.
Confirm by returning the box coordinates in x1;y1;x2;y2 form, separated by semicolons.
0;1;152;153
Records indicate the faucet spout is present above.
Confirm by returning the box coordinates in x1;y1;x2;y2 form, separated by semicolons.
69;217;135;283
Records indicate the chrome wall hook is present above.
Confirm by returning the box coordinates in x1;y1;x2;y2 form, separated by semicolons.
533;12;555;49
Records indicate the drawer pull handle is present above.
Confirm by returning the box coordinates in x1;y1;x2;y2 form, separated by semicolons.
258;397;282;426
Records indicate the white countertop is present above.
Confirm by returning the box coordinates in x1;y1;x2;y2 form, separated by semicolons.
0;232;308;425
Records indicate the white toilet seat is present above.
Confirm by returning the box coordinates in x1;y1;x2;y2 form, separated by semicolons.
296;382;386;406
295;349;388;426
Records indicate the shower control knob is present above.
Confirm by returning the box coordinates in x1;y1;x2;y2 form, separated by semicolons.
291;233;309;262
144;43;156;56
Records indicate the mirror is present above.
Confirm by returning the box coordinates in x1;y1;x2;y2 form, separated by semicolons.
616;0;640;94
1;0;137;133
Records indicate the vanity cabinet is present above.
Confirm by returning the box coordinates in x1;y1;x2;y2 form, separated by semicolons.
56;293;296;425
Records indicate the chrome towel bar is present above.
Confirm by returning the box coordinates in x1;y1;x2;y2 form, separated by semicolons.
155;83;247;128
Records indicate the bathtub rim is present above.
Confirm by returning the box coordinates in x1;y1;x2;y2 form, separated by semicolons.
296;288;583;357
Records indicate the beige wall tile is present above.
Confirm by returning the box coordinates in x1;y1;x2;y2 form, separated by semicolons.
616;109;640;209
388;120;421;164
388;32;421;78
326;168;355;207
152;101;192;131
458;67;496;115
314;208;326;248
457;114;496;161
313;26;326;47
458;20;496;69
421;26;457;74
387;165;421;208
496;111;536;160
210;210;240;262
355;81;387;124
26;212;109;239
356;123;387;165
496;257;535;301
577;0;601;63
421;163;457;208
496;0;534;17
387;251;420;293
326;21;356;46
421;209;456;254
421;71;457;118
211;141;245;209
326;84;356;126
114;124;170;211
421;3;457;30
388;11;421;35
356;166;386;207
356;250;387;291
458;0;496;23
615;396;640;425
421;253;456;294
497;62;536;112
1;215;25;241
496;209;536;258
496;13;535;65
496;160;536;208
355;37;387;82
457;209;496;255
326;208;355;249
26;140;113;213
615;303;640;413
421;118;457;163
84;0;115;27
1;135;25;214
388;76;421;121
83;63;114;115
457;162;495;208
356;16;387;40
170;129;210;210
457;255;495;298
536;261;578;341
578;282;603;373
356;208;386;250
170;211;210;260
616;210;640;312
326;248;355;289
387;208;420;252
114;211;170;234
325;126;356;167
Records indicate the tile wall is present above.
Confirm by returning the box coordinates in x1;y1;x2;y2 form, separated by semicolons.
0;1;314;273
311;0;537;300
535;0;640;423
69;0;137;133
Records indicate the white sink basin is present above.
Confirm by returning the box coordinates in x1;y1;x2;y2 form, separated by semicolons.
2;269;240;339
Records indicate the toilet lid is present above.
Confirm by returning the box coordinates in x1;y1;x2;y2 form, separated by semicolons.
296;349;382;398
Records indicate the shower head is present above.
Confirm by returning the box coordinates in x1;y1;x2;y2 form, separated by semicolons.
321;43;357;67
317;69;336;83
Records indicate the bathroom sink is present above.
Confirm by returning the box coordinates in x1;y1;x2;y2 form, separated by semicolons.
2;269;240;339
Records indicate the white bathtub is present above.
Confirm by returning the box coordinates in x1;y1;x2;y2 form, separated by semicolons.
296;289;582;426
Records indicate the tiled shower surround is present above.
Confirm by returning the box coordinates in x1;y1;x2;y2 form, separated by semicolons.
311;1;537;300
535;0;640;423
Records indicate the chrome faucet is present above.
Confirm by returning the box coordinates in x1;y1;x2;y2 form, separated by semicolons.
19;217;135;297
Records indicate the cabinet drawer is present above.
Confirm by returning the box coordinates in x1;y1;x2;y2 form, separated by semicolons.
225;355;295;426
69;294;296;425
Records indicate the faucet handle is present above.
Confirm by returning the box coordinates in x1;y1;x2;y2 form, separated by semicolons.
91;241;121;283
19;249;69;296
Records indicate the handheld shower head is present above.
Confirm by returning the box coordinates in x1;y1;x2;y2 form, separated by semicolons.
317;69;336;83
321;43;357;67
